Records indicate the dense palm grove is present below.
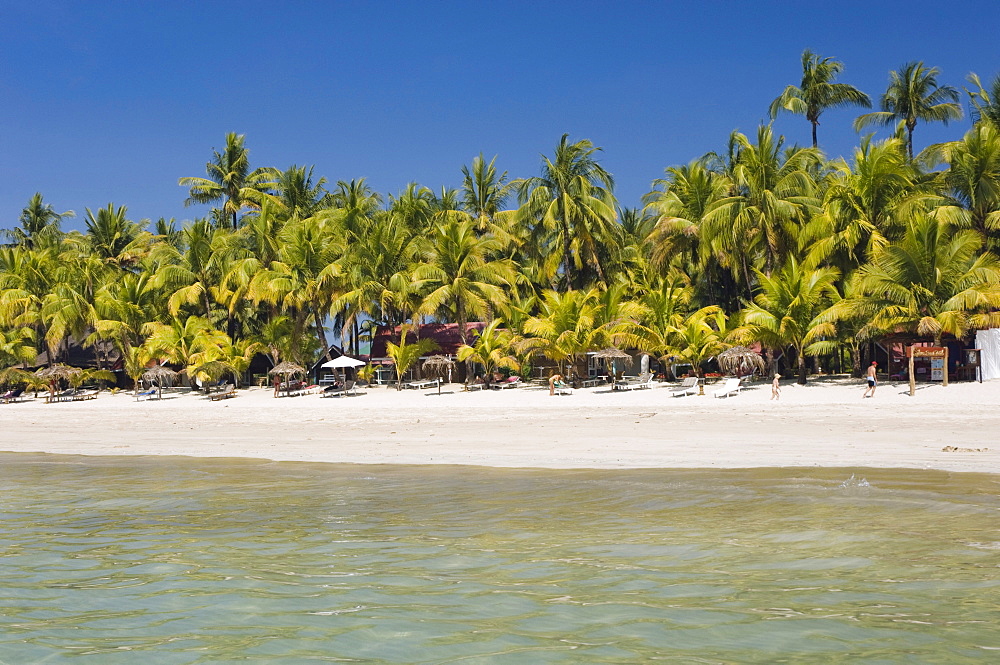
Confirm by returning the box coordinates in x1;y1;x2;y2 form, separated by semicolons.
3;55;1000;386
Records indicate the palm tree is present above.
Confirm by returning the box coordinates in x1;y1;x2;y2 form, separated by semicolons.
385;325;438;390
854;62;963;159
737;258;840;384
804;136;920;270
414;217;516;345
927;122;1000;249
3;193;74;248
661;307;728;378
264;164;333;219
83;203;147;267
770;49;871;148
178;132;274;229
703;125;820;281
966;72;1000;126
850;214;1000;346
143;315;230;381
515;134;618;288
456;319;520;387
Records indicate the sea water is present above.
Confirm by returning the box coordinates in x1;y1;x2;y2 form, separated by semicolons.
1;453;998;663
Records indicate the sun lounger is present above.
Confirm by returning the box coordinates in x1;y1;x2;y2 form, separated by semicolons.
614;372;654;391
492;376;522;390
321;380;356;398
72;389;99;401
465;381;487;391
405;377;440;390
46;389;74;403
553;381;573;395
713;378;742;398
1;387;24;403
670;377;699;397
210;384;236;400
135;387;158;401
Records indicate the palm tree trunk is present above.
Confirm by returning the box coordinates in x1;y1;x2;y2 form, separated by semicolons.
811;121;818;149
850;342;862;378
314;305;332;362
797;349;807;385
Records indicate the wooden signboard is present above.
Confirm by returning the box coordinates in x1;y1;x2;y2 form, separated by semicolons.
908;346;948;396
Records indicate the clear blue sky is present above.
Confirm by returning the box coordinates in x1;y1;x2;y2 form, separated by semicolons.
2;0;997;231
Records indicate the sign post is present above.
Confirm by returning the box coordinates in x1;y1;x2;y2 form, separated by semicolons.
908;346;949;396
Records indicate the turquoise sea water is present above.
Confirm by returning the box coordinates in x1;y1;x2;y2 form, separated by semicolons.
1;453;998;663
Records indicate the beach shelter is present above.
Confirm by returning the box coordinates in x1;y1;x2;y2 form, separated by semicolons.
321;355;365;385
717;346;767;378
142;366;178;399
422;355;455;394
593;348;633;382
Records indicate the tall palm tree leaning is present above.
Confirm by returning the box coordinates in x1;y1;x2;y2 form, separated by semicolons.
854;62;963;159
770;49;871;148
179;132;274;229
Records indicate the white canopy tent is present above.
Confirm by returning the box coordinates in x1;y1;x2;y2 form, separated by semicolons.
975;329;1000;380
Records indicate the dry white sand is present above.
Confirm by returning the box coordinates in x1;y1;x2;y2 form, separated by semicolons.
1;377;997;472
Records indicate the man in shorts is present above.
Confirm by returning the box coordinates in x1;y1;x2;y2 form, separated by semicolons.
863;361;878;398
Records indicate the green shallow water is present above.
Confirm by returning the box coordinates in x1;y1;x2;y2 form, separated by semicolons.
1;454;999;663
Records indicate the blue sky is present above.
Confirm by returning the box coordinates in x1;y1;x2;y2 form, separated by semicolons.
2;0;998;231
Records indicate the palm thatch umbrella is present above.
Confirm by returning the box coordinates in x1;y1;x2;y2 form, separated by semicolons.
269;361;306;376
592;348;633;382
142;365;179;398
422;355;455;395
717;346;767;378
35;364;82;396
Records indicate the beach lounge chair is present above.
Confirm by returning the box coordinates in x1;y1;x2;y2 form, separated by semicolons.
614;372;654;391
670;377;699;397
1;387;24;403
135;387;158;401
321;379;356;398
465;379;487;391
493;376;522;390
553;380;573;395
210;384;236;401
46;389;74;403
713;378;742;398
72;389;99;401
405;377;440;390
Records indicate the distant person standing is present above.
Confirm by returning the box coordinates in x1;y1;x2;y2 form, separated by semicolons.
863;361;878;398
771;373;781;400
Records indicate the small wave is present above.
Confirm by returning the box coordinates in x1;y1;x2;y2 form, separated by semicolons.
839;474;871;489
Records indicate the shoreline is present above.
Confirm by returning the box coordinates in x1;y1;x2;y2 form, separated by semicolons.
2;377;998;474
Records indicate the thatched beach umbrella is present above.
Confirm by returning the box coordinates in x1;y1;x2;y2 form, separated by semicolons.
269;361;306;376
422;355;455;395
142;365;178;398
592;348;633;381
717;346;767;378
35;364;82;383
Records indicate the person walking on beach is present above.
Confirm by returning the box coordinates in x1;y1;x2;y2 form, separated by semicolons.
863;361;878;398
771;373;781;400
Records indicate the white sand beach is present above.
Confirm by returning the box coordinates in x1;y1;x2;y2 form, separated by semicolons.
1;377;998;473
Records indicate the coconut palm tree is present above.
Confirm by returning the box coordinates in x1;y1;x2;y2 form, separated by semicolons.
143;315;230;380
854;62;963;159
3;193;74;248
385;325;438;390
178;132;275;229
804;136;920;270
926;122;1000;249
660;306;728;378
264;164;333;220
770;49;872;148
515;134;618;288
414;217;516;345
849;213;1000;346
83;203;148;268
456;319;520;387
737;258;840;384
703;125;820;281
966;72;1000;126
